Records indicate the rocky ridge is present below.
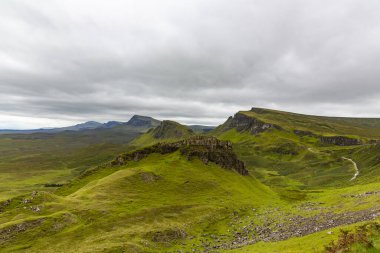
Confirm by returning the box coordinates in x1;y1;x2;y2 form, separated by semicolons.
294;130;362;146
112;136;248;175
220;112;282;135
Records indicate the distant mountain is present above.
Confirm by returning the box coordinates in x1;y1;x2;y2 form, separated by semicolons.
99;121;123;129
188;125;215;133
0;115;161;135
60;121;103;131
125;115;161;128
0;120;122;135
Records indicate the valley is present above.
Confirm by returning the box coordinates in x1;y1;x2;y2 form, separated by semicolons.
0;108;380;252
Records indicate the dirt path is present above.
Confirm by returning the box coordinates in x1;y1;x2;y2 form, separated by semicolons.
342;157;359;181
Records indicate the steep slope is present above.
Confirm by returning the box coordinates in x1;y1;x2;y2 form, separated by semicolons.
238;107;380;138
1;108;380;252
212;108;380;190
0;139;275;253
0;139;379;253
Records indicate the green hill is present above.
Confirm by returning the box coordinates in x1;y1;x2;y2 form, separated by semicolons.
227;107;380;138
0;115;160;200
130;120;194;147
0;108;380;252
212;108;380;189
0;137;277;252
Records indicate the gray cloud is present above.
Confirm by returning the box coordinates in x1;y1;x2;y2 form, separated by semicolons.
1;0;380;128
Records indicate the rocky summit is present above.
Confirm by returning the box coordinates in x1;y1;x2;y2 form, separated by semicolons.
219;112;281;135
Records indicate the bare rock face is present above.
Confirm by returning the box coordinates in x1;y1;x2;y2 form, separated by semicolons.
222;113;281;135
293;129;362;146
112;136;248;175
319;136;362;146
180;136;248;176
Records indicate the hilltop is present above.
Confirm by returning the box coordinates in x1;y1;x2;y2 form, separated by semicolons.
130;120;194;147
0;107;379;252
231;107;380;138
124;115;161;128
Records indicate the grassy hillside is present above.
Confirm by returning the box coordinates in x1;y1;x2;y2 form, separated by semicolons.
212;108;380;190
1;108;380;252
0;123;154;200
241;107;380;138
0;151;278;252
130;120;194;147
0;149;379;252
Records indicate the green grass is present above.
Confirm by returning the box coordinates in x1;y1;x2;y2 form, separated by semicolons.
0;152;279;252
1;108;380;252
1;149;379;252
0;126;144;199
240;108;380;138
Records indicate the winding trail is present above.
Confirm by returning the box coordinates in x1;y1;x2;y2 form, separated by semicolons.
342;157;359;181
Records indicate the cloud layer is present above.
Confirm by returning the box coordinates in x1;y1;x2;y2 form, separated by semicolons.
1;0;380;128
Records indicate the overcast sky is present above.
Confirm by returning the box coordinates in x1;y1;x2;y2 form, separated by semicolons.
1;0;380;129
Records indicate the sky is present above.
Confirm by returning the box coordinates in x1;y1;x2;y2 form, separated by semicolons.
1;0;380;129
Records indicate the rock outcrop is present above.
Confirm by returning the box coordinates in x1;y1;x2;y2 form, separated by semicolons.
293;129;362;146
221;113;281;135
319;136;362;146
112;136;248;175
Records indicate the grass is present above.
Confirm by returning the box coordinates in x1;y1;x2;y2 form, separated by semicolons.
0;152;279;252
241;108;380;138
0;126;144;199
1;107;380;252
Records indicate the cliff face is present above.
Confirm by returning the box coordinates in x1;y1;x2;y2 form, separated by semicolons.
180;136;247;176
221;113;281;135
112;136;248;176
293;129;362;146
319;136;362;146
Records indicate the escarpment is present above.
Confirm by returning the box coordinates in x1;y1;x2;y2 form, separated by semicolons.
112;136;248;175
293;129;362;146
319;136;362;146
220;112;281;135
